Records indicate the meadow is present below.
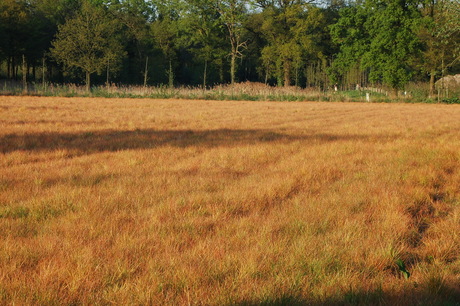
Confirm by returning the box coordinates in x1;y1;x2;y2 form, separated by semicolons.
0;96;459;305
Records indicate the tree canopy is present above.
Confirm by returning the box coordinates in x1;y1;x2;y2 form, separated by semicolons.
51;1;125;91
0;0;459;93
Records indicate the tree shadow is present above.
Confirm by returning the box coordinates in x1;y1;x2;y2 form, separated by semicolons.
234;284;460;305
1;128;389;154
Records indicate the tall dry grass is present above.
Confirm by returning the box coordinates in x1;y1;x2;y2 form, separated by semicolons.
3;80;459;102
0;96;459;304
1;81;395;102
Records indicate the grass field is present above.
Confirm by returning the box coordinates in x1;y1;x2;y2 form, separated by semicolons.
1;96;459;305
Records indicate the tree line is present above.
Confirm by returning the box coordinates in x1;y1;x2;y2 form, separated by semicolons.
0;0;459;95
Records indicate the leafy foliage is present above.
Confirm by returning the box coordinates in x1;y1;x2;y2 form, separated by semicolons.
51;1;125;90
0;0;459;92
331;0;422;93
395;259;411;279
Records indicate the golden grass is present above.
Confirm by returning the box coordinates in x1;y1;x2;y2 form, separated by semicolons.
1;95;459;304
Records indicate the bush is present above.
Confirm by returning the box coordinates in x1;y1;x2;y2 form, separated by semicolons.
442;97;460;104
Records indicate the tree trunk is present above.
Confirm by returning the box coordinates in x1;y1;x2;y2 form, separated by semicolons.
42;57;46;90
284;60;291;87
219;59;224;84
143;56;148;87
47;63;52;81
22;55;27;94
7;57;11;79
429;70;435;98
12;56;17;79
168;59;174;88
230;53;236;84
203;59;207;88
106;58;110;88
277;60;283;87
86;71;91;92
11;56;15;79
295;65;299;87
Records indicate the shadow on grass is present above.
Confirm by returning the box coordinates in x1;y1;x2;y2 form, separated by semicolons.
0;129;389;154
234;285;460;306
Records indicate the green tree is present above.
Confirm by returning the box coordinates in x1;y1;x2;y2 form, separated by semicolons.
329;4;370;87
364;0;422;94
51;1;125;91
27;0;81;84
259;2;327;87
107;0;153;85
418;0;460;96
0;0;31;79
151;0;184;87
0;0;81;85
0;13;4;63
184;0;226;87
214;0;247;84
331;0;422;95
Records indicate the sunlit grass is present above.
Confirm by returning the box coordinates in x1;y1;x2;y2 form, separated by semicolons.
0;96;459;304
